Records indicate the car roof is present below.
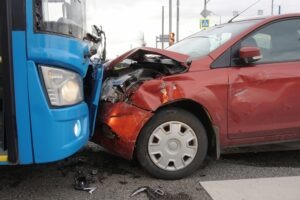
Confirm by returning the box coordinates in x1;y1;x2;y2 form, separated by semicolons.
231;13;300;24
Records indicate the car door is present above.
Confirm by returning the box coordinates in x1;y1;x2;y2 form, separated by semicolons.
228;18;300;141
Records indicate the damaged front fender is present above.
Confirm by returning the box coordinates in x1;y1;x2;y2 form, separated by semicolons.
131;78;187;111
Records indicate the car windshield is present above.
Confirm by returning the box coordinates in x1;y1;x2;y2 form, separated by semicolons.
167;20;262;58
36;0;87;39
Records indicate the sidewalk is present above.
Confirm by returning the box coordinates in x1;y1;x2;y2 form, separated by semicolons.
200;176;300;200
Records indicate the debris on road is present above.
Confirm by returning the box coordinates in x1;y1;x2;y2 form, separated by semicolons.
73;169;97;194
130;186;193;200
130;186;164;199
91;169;98;176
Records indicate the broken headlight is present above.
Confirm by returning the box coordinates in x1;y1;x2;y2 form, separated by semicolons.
41;66;84;107
101;78;121;103
101;74;138;103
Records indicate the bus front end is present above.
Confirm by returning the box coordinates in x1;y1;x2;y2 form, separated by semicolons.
0;0;103;164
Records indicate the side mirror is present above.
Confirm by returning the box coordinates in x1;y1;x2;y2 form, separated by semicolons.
91;25;98;36
88;25;106;63
239;46;262;64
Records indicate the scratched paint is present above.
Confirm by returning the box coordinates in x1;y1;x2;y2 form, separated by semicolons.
94;14;300;161
94;47;228;159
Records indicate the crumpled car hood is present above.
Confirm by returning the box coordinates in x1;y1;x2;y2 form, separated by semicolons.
105;47;190;69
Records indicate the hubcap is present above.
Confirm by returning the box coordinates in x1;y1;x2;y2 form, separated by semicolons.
148;121;198;171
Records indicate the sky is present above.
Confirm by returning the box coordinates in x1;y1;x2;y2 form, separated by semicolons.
86;0;300;59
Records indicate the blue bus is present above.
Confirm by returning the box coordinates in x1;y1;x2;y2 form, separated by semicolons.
0;0;103;165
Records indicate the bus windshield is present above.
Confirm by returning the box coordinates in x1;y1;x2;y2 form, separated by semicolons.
36;0;87;39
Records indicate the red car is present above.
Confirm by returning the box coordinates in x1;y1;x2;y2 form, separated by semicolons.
93;14;300;179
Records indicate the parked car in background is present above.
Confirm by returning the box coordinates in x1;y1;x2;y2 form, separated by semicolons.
93;14;300;179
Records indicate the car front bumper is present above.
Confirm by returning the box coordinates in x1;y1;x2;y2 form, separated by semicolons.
93;102;153;160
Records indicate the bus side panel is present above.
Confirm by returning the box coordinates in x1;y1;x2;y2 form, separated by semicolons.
27;61;89;163
12;31;33;164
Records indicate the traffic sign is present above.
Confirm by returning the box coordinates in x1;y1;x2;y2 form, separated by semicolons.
156;35;170;43
200;19;210;28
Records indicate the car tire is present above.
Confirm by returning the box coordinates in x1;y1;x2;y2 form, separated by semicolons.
136;108;208;180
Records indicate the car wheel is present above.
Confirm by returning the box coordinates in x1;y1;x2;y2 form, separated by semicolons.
136;108;208;180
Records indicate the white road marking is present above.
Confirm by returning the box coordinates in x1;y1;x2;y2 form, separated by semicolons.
200;176;300;200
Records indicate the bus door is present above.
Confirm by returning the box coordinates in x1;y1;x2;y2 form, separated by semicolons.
0;0;18;163
0;23;4;157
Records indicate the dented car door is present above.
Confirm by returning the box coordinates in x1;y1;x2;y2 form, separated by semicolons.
228;19;300;141
228;63;300;140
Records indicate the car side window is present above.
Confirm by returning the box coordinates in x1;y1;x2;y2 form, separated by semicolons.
253;33;271;51
239;19;300;64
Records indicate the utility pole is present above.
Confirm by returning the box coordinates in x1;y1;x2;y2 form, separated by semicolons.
162;6;165;49
169;0;172;35
271;0;274;15
176;0;179;42
201;0;211;19
204;0;210;14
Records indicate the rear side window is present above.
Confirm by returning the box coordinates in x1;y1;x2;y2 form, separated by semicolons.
240;19;300;64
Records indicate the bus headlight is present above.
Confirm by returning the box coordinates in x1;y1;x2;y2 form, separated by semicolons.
41;66;83;106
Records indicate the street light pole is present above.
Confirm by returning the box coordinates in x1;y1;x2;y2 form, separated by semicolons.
162;6;165;49
176;0;179;42
204;0;210;13
169;0;172;35
201;0;211;18
271;0;274;15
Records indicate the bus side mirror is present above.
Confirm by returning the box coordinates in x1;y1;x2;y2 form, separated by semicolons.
89;25;106;63
239;46;262;64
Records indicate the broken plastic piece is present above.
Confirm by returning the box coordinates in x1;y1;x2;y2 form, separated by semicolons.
130;186;164;198
130;187;147;197
83;187;97;194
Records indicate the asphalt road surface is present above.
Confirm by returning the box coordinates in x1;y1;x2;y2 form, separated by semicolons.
0;142;300;200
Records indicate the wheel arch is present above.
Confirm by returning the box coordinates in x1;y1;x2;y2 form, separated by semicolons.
134;99;221;160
